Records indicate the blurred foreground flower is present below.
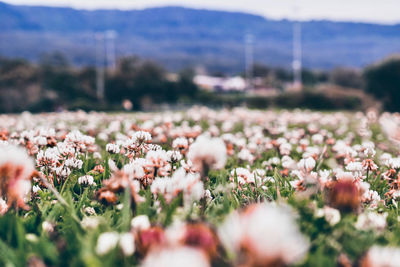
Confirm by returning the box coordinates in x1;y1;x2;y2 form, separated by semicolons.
360;245;400;267
187;135;226;177
0;144;34;213
328;177;361;212
315;206;341;226
96;232;135;256
141;246;210;267
218;203;309;267
135;226;165;255
166;222;219;259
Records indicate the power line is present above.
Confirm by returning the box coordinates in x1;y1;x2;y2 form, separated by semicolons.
95;32;105;100
292;2;303;91
245;33;254;90
105;30;117;72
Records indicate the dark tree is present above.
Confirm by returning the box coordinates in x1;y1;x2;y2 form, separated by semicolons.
364;56;400;111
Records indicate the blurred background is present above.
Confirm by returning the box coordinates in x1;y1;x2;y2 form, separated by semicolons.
0;0;399;113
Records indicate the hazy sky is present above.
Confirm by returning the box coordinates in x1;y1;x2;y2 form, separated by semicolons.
3;0;400;24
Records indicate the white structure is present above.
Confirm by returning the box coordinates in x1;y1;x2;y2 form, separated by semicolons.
223;76;247;91
291;2;303;92
193;75;246;92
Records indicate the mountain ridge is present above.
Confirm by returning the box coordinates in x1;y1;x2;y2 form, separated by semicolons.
1;1;400;72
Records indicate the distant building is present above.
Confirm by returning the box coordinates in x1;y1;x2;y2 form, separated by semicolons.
193;75;246;92
166;73;179;82
248;87;279;97
285;82;303;92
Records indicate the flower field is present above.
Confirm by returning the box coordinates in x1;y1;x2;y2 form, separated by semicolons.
2;107;400;266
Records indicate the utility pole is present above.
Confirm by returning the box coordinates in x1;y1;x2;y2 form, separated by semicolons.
292;4;303;91
245;34;254;90
105;30;117;72
95;32;105;101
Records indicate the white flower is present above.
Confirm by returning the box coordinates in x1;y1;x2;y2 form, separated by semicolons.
123;161;146;180
298;157;316;173
96;232;120;255
34;136;47;146
237;148;255;163
303;146;320;159
64;157;83;169
25;233;39;243
166;150;182;163
78;175;95;186
0;198;8;215
141;246;210;267
346;161;363;177
131;215;151;232
148;144;162;151
362;246;400;267
55;166;71;178
187;135;227;173
204;189;212;201
362;141;376;157
97;132;108;141
83;206;96;215
132;131;152;143
268;157;281;166
218;203;309;265
57;142;75;156
81;217;100;230
96;231;136;256
318;170;331;186
389;158;400;169
172;137;188;149
146;149;169;164
315;206;341;226
0;144;34;210
312;134;324;144
0;144;34;177
279;142;292;155
380;153;392;166
42;221;54;233
150;168;204;204
106;143;120;154
281;156;297;170
64;130;95;152
361;189;381;208
119;233;135;256
32;185;41;193
230;167;253;184
355;212;387;232
336;171;354;181
218;212;243;255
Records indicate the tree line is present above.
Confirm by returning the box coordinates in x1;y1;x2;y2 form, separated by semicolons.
0;52;399;113
0;53;198;113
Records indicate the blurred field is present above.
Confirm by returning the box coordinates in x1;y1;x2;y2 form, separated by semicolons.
1;107;400;266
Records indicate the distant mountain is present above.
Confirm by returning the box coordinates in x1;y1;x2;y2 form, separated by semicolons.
1;1;400;72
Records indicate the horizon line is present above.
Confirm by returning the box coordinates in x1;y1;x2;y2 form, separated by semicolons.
1;1;400;25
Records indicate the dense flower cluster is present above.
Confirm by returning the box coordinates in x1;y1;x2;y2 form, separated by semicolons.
1;107;400;266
